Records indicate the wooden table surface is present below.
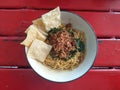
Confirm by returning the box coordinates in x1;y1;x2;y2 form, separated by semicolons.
0;0;120;90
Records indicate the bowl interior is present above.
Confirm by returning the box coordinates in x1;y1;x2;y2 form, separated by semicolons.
25;11;97;82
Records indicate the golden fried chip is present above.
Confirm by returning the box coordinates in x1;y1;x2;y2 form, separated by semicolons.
27;39;52;62
32;18;48;36
41;6;61;31
21;24;46;47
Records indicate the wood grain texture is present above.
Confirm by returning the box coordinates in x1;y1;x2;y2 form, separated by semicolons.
0;37;29;66
0;37;120;67
26;0;120;11
0;0;26;8
0;10;46;36
0;0;120;11
0;10;120;37
0;69;120;90
94;39;120;66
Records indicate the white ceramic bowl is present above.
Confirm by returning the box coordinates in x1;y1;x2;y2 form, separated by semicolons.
25;11;98;82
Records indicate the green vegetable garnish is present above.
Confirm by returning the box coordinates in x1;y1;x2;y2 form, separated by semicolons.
76;39;85;52
48;27;62;34
70;50;77;57
66;50;77;60
68;29;74;36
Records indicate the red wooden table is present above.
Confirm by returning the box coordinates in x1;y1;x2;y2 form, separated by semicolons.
0;0;120;90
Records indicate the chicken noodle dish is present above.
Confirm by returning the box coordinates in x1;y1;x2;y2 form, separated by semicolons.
45;23;86;70
21;7;86;70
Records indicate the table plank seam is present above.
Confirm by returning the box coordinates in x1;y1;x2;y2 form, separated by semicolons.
0;8;120;12
1;66;120;69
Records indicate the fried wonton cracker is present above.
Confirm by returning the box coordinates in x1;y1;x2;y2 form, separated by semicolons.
27;39;52;62
21;24;46;47
41;7;61;31
32;18;48;36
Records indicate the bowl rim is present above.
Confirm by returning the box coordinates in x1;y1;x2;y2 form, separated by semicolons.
24;11;98;83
